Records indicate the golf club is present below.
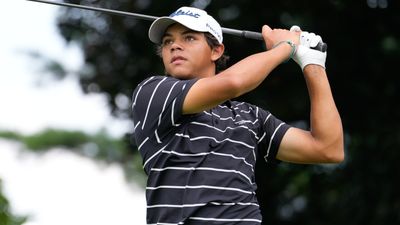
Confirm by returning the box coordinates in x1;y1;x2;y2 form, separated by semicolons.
26;0;327;52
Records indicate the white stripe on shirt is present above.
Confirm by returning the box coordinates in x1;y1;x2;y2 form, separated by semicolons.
142;77;167;130
189;216;262;223
132;76;154;109
160;150;254;172
147;201;259;208
158;81;179;126
146;185;254;195
175;133;254;150
143;144;168;168
190;121;259;140
151;167;254;185
265;122;285;162
138;137;149;151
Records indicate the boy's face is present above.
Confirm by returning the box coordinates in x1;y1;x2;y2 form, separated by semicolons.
161;23;221;79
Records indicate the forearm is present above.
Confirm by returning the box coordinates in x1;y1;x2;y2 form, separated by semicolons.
304;65;344;159
218;43;291;97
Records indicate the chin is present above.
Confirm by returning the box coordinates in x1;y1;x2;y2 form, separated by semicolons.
168;70;195;80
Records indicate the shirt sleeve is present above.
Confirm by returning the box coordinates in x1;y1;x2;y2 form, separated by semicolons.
131;75;197;155
257;108;291;164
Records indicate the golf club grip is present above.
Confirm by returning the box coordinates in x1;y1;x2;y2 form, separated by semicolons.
242;30;327;52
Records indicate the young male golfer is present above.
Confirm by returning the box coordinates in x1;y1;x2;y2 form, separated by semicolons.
131;6;344;225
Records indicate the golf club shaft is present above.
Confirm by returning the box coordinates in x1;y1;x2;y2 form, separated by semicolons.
26;0;327;52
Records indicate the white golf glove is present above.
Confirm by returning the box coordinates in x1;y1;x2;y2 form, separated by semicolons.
290;25;327;71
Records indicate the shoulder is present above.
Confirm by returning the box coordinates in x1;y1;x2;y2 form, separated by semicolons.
134;75;167;91
132;75;198;113
132;75;176;101
134;75;197;93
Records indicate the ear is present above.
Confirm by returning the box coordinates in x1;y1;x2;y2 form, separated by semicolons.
211;44;225;62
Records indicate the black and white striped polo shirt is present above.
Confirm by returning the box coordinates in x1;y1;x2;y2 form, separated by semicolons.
132;75;290;225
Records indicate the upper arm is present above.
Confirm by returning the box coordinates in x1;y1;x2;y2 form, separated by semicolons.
277;127;342;164
182;75;239;114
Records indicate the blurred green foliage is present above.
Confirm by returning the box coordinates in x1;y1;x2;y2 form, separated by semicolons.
0;128;145;225
0;130;146;187
0;181;27;225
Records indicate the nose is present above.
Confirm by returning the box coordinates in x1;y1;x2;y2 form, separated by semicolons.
170;41;183;52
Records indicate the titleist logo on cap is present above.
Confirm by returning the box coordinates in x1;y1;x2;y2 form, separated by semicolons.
148;6;223;44
170;9;201;18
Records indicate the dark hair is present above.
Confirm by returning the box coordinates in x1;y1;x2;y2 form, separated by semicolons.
156;32;230;74
204;33;230;73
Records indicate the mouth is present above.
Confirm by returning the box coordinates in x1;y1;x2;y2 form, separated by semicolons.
171;56;187;64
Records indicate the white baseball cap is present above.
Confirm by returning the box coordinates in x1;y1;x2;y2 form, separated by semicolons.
148;6;223;44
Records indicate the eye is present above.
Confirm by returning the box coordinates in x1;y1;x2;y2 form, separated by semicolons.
184;35;196;42
162;38;173;47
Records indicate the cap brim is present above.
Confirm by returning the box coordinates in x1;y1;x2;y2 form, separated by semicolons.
148;16;208;44
148;17;177;44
